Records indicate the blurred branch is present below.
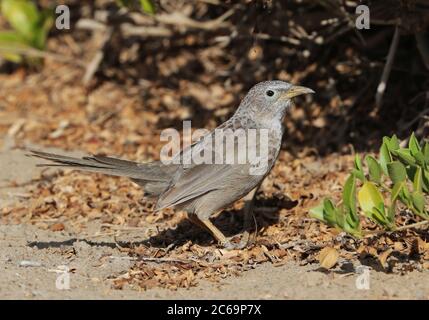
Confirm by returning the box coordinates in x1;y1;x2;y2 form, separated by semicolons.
375;26;400;109
364;220;429;237
76;19;107;32
416;32;429;71
82;27;113;85
195;0;222;4
215;32;301;46
371;18;401;26
77;4;237;38
154;7;235;30
77;19;172;37
0;45;85;66
120;24;172;37
399;96;429;133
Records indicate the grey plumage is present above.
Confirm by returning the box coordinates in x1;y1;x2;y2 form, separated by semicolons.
29;80;314;247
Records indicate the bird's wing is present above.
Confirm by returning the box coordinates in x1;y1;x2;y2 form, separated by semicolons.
155;163;262;211
155;127;270;210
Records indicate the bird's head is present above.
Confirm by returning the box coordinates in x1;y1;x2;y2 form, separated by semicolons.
236;80;314;125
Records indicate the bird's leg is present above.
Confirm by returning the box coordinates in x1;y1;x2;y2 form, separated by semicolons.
189;185;262;250
199;218;229;245
237;184;261;247
188;188;262;249
187;214;210;231
189;213;249;249
187;213;229;244
188;214;249;249
243;185;259;227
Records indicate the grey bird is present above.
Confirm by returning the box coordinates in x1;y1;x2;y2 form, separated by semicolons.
29;81;314;248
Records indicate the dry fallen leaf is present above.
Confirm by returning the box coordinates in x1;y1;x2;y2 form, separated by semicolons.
417;238;429;253
378;248;393;268
318;247;339;269
393;242;404;252
50;222;65;231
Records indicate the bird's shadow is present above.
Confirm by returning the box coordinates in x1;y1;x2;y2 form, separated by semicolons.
28;194;298;250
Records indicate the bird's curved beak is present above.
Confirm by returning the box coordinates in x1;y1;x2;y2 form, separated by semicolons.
282;85;315;99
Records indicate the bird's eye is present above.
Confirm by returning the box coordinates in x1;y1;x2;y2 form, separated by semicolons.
266;90;275;97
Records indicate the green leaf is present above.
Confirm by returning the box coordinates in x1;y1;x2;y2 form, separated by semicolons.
379;141;392;174
392;149;417;166
372;203;388;226
335;207;345;229
391;182;404;202
342;174;360;229
411;191;425;214
413;151;425;167
353;154;366;181
354;154;363;172
351;169;364;182
409;132;421;154
344;213;361;233
140;0;156;14
387;161;407;184
406;165;417;182
343;175;356;213
309;202;325;221
358;181;384;213
309;199;339;226
1;0;41;43
399;183;412;206
423;169;429;193
340;207;362;236
323;198;338;226
423;142;429;165
387;202;396;224
32;9;53;49
365;155;382;183
387;135;400;151
0;31;27;62
413;166;423;192
310;200;361;237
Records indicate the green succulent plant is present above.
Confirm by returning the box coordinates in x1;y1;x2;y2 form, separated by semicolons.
310;133;429;237
0;0;53;63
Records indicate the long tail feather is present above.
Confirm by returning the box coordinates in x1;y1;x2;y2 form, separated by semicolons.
28;150;173;182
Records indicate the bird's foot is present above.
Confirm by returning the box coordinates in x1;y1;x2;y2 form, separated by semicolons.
219;231;251;250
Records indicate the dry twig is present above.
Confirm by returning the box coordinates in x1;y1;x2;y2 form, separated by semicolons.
375;26;401;108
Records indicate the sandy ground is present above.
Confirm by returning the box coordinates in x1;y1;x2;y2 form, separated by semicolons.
1;147;429;300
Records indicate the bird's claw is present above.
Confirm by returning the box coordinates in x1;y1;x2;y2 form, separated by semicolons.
219;231;251;250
